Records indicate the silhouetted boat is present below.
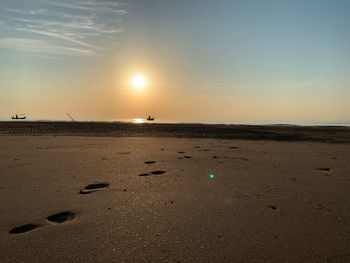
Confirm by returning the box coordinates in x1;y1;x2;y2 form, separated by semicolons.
11;114;26;120
147;115;155;121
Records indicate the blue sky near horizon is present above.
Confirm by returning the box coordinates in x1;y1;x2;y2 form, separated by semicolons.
0;0;349;123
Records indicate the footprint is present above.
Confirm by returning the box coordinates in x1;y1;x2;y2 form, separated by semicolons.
317;168;331;172
151;171;166;175
47;211;75;223
199;149;209;152
85;182;109;190
79;182;109;194
145;161;156;164
184;156;193;159
267;205;277;210
228;147;238;149
79;189;96;194
177;151;185;154
9;224;41;235
194;146;200;149
139;171;166;176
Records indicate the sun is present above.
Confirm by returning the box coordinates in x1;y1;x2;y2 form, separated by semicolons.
131;75;147;90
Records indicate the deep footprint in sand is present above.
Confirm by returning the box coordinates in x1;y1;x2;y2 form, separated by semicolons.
184;155;193;159
145;161;156;164
151;170;166;175
267;205;277;210
139;171;166;176
79;189;96;194
9;224;41;235
80;182;109;194
85;182;109;190
317;168;331;172
47;211;75;223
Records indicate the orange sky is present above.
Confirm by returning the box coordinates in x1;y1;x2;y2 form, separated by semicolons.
1;0;349;124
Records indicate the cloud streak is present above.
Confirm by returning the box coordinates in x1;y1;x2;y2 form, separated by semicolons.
296;75;324;88
279;75;325;89
0;37;96;56
0;0;127;57
3;8;46;15
39;0;128;15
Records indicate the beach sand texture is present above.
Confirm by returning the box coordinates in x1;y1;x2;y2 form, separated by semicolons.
0;133;350;262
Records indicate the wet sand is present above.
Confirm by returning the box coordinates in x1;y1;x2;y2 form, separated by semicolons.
1;121;350;143
0;124;350;262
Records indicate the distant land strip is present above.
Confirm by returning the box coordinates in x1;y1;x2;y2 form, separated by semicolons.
1;121;350;143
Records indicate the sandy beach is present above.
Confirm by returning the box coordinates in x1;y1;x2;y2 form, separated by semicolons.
1;123;350;262
2;0;349;261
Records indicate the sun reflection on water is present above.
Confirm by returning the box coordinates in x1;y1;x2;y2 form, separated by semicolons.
133;118;144;124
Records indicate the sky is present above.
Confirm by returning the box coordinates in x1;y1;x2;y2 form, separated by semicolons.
0;0;349;124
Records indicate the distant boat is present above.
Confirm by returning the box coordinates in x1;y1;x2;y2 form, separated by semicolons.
147;115;155;121
11;114;26;120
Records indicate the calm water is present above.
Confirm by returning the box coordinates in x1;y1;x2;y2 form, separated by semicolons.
0;117;349;127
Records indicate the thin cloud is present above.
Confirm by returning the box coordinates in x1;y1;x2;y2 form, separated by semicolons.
282;75;325;89
2;8;46;15
296;75;324;88
0;0;127;57
0;37;97;56
39;0;128;15
15;27;104;51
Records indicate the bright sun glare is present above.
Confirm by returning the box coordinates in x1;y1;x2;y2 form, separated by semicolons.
132;75;147;89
